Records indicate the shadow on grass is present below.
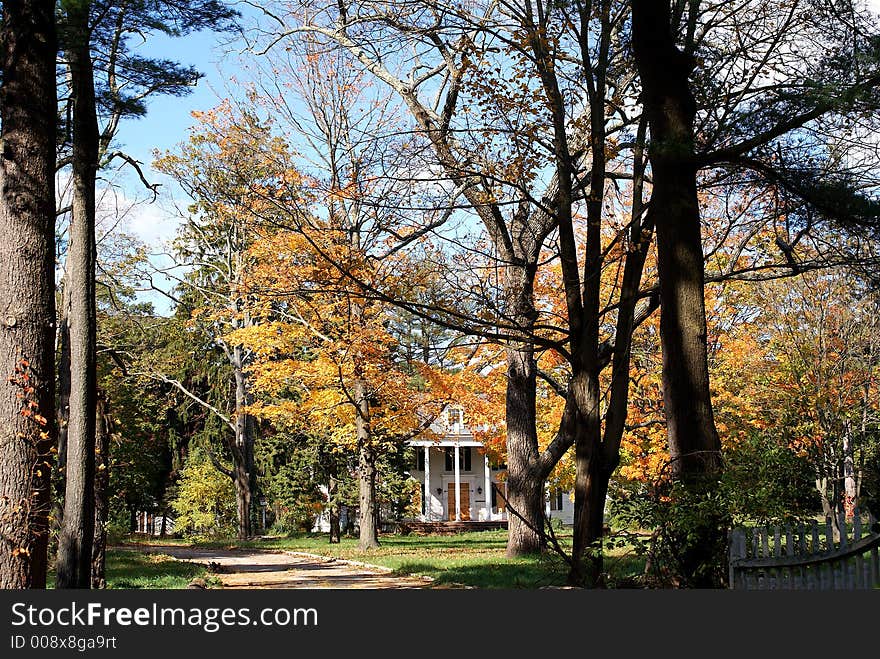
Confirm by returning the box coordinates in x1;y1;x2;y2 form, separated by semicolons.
392;558;571;589
391;551;648;590
103;549;207;589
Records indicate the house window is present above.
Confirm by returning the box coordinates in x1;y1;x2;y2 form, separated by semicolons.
549;489;564;511
444;447;471;471
447;406;464;432
412;450;425;471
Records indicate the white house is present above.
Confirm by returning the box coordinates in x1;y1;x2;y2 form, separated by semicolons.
406;407;574;526
407;406;504;522
312;406;575;531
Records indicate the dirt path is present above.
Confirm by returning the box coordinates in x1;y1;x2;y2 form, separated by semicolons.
126;545;434;589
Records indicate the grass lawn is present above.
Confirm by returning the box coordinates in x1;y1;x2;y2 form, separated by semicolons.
120;529;648;588
48;549;211;589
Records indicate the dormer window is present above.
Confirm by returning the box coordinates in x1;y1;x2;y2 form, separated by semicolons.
446;406;464;433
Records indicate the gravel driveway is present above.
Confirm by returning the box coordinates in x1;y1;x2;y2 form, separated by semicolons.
127;545;434;589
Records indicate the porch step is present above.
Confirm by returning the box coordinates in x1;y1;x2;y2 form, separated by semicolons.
396;520;508;536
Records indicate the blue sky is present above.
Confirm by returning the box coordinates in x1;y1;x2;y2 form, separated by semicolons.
113;20;249;194
105;7;258;312
111;0;880;312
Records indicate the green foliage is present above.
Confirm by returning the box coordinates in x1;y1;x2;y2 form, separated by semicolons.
93;234;176;530
256;429;357;535
377;444;421;523
609;429;825;587
722;432;820;524
860;432;880;527
610;478;730;588
169;450;236;540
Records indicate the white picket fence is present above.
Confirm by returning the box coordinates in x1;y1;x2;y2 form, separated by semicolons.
728;508;880;590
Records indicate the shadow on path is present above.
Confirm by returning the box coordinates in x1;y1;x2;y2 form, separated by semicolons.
117;544;436;590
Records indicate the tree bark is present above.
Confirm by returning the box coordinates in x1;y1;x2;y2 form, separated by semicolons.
231;347;256;539
56;1;99;589
91;392;111;589
53;287;72;534
843;425;857;518
355;379;379;550
328;472;341;544
0;0;57;590
632;0;722;483
571;118;654;585
632;1;724;587
503;345;544;557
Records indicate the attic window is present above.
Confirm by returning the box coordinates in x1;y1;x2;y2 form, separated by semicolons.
447;406;464;431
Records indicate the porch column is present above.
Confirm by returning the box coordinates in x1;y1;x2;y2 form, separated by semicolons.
484;454;492;521
424;446;431;521
454;444;461;521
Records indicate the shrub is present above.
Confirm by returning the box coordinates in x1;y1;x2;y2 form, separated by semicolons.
169;451;236;540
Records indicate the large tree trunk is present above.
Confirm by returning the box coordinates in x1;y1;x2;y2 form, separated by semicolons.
0;0;57;590
56;2;99;589
232;462;253;539
632;0;721;482
572;118;653;586
91;392;111;589
632;1;723;587
503;346;545;557
355;379;379;550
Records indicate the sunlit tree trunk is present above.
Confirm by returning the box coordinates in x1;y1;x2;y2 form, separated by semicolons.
355;379;379;550
231;346;256;539
56;0;99;589
0;0;57;590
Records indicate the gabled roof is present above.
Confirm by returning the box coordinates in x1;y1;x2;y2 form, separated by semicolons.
407;405;484;447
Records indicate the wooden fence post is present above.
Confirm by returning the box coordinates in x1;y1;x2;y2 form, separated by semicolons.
729;528;747;589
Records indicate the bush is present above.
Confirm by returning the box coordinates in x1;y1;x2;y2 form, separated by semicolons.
271;499;322;535
169;451;237;540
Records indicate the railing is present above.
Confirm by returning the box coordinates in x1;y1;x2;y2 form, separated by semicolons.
728;508;880;590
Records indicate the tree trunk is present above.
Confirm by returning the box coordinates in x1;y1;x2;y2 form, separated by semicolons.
91;392;111;589
632;1;723;587
328;473;341;544
56;2;99;589
571;119;653;586
504;346;545;556
355;379;379;550
0;0;57;590
232;461;253;540
817;477;842;542
231;350;256;539
843;425;857;518
632;0;721;482
52;290;72;536
569;454;614;587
